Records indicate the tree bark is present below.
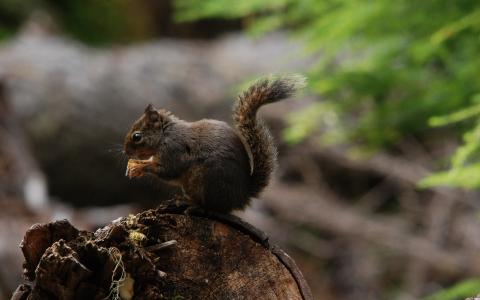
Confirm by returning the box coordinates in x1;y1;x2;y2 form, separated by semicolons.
11;202;312;300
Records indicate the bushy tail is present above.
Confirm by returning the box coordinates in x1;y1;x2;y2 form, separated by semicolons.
233;74;306;197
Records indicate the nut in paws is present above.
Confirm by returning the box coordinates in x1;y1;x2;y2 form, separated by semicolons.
126;159;151;178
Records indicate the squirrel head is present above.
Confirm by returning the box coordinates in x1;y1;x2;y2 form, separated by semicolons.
124;104;175;159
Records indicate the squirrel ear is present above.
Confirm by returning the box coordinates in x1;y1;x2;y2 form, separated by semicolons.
144;104;160;124
145;103;156;114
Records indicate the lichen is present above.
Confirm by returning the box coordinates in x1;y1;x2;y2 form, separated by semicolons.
105;247;127;300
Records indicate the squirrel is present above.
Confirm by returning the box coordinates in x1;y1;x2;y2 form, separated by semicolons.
123;75;306;213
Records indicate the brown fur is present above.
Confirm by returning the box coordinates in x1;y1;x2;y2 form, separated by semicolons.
124;75;305;213
233;75;306;197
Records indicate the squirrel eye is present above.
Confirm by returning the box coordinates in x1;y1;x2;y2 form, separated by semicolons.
131;131;143;143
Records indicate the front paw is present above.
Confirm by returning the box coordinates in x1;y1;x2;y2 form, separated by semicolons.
126;159;152;178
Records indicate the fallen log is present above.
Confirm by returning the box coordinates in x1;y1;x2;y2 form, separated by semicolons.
11;202;312;300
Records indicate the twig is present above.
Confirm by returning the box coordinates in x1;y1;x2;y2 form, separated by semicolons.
262;182;476;275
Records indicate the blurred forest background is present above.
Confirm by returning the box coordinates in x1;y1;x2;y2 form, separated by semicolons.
1;0;480;299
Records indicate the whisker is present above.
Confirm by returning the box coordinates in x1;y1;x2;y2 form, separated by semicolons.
105;143;124;153
104;142;130;171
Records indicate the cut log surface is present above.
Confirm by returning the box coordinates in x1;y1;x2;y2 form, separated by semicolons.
12;203;312;300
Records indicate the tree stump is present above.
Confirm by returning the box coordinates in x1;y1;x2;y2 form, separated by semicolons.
11;202;312;300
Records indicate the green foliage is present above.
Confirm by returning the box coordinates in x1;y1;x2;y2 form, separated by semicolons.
175;0;480;188
176;0;288;21
421;95;480;188
424;278;480;300
284;102;344;145
45;0;154;45
419;119;480;188
0;0;154;45
0;0;39;39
